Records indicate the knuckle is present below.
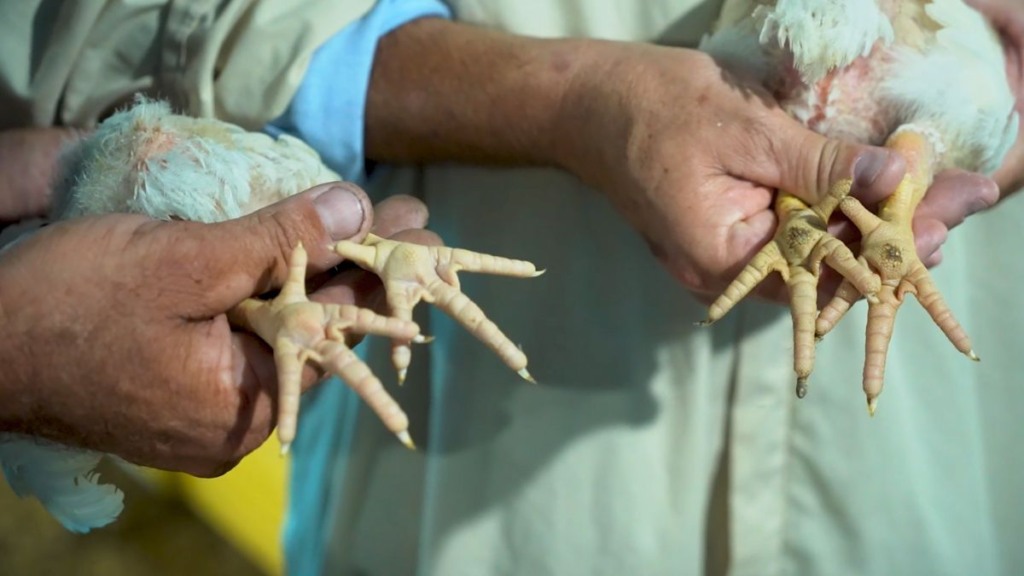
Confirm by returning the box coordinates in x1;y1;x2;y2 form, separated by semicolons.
815;137;844;196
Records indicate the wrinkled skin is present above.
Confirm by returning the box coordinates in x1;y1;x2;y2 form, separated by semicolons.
0;183;435;476
553;45;1001;305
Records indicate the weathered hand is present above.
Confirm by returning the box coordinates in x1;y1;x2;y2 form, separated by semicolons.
556;45;906;304
0;183;426;476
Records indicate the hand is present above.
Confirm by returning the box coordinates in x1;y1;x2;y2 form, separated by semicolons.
969;0;1024;195
368;18;1004;305
555;45;906;303
0;182;427;477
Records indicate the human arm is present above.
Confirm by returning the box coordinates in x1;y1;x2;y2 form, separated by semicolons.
0;183;429;476
364;18;997;302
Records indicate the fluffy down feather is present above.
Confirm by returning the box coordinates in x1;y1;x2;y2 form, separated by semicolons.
0;438;124;533
51;98;341;222
754;0;895;82
703;0;1019;173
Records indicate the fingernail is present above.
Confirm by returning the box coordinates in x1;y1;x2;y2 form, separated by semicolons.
313;185;365;240
852;149;892;188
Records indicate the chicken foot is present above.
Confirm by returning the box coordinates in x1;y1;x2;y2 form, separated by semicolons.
229;243;424;453
701;183;881;398
815;128;978;415
334;233;544;385
231;233;543;452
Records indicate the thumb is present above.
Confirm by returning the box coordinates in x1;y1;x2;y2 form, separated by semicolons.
201;181;373;305
745;118;907;207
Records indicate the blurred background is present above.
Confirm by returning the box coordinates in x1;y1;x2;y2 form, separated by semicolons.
0;438;287;576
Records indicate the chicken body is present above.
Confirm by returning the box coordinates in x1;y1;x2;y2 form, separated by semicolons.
709;0;1016;171
1;99;540;532
701;0;1019;405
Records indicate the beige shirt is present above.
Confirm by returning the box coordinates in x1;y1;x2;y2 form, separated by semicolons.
322;2;1024;575
2;2;1021;575
0;0;372;129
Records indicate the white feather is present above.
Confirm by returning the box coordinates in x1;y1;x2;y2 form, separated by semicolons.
0;436;124;533
753;0;894;82
703;0;1019;174
880;0;1019;173
52;97;339;222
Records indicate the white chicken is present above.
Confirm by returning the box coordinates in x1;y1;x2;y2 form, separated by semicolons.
700;0;1019;409
0;98;540;532
3;0;1016;535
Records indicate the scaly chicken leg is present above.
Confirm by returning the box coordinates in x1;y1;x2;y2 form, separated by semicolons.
54;98;544;452
814;128;978;415
698;0;1016;416
701;183;881;397
334;233;542;385
233;235;541;453
228;243;424;451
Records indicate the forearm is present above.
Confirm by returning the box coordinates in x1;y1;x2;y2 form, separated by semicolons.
0;128;82;225
365;17;602;170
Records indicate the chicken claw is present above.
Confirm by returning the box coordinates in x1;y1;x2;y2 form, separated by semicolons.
701;183;881;398
817;129;978;415
334;234;543;384
229;243;423;453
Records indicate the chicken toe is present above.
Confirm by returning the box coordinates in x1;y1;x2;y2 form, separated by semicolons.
333;234;543;384
229;243;422;452
835;128;978;414
702;183;880;397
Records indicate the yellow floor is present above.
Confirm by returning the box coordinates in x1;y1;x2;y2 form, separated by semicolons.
146;437;288;576
0;462;264;576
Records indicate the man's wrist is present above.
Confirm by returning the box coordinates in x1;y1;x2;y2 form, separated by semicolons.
545;39;646;182
365;18;598;170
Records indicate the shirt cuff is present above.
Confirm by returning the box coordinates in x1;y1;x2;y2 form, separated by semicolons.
265;0;452;184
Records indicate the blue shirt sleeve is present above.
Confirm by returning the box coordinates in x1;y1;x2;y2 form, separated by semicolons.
267;3;452;575
265;0;452;184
